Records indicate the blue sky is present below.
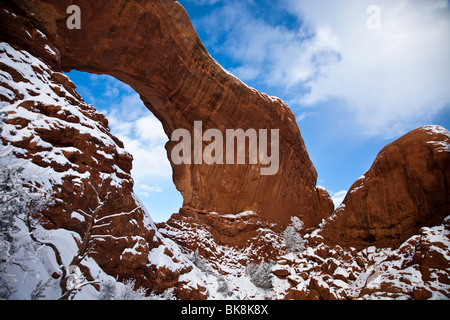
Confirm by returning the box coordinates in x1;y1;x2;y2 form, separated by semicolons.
67;0;450;222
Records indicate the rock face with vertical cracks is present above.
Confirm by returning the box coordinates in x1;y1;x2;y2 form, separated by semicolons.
319;126;450;249
4;0;333;228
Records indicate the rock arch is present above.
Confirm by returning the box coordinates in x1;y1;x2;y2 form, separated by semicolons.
4;0;333;227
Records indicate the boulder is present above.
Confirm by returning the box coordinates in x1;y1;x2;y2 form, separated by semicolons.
272;265;291;278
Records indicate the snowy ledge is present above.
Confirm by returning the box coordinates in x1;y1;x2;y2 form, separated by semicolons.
210;210;258;222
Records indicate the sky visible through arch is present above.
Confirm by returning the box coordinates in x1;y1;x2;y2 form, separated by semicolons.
67;0;450;223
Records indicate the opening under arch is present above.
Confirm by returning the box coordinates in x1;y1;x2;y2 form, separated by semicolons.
66;70;183;223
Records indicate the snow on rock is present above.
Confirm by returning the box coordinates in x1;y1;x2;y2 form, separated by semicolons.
157;208;288;299
283;218;450;300
421;126;450;153
422;125;450;137
0;35;201;300
221;210;258;221
158;211;448;300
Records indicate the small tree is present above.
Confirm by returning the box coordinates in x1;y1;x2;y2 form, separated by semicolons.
31;280;52;300
190;249;210;274
217;276;232;297
283;216;305;253
99;279;148;300
61;183;151;300
60;183;110;300
0;164;52;299
99;279;117;300
246;260;274;290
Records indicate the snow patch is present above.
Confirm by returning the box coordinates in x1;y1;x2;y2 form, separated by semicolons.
221;210;258;221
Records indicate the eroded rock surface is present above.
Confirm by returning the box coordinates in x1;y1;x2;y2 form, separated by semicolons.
2;0;333;227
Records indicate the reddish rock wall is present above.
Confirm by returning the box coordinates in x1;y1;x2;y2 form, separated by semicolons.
2;0;333;227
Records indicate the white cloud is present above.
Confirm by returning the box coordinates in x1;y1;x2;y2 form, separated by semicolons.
196;0;450;138
330;190;347;208
296;111;315;122
200;4;339;88
103;85;119;98
287;0;450;137
139;184;163;192
136;184;163;198
228;65;260;82
140;184;163;193
101;79;173;179
117;135;172;179
135;115;168;147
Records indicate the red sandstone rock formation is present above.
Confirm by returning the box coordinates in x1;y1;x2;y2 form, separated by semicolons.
320;126;450;249
2;0;332;228
0;3;201;298
1;0;333;299
281;217;450;300
2;0;449;300
158;208;285;265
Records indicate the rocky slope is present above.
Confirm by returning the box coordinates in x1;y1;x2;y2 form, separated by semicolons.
1;0;449;300
159;211;450;300
282;216;450;300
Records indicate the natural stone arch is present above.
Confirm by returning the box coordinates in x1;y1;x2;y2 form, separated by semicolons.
19;0;333;227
